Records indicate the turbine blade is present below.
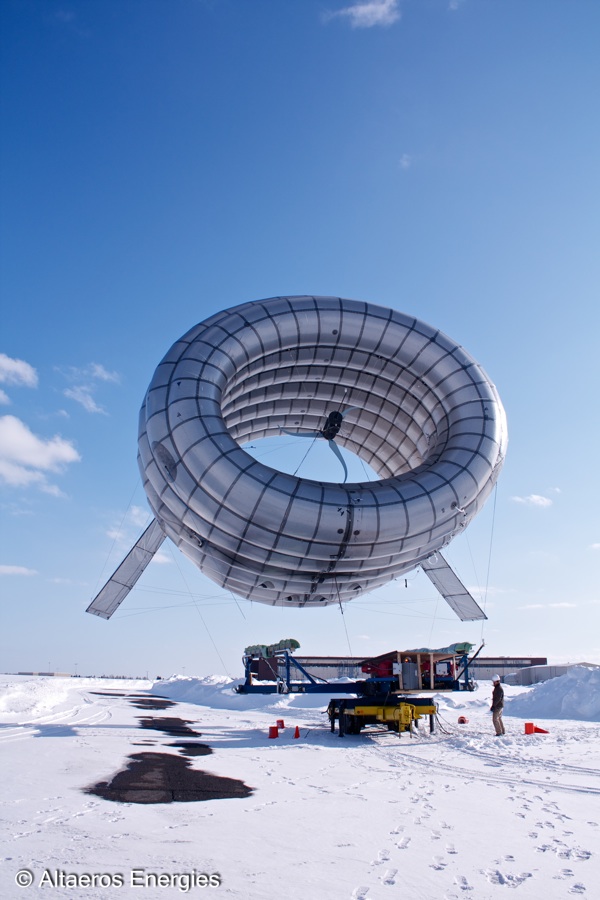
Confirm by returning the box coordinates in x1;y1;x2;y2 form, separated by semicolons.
280;427;323;438
86;518;166;620
328;439;348;483
421;552;487;621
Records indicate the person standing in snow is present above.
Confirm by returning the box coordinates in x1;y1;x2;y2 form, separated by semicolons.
491;674;505;736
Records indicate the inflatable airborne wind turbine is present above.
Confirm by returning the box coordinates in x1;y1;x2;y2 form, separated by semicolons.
86;296;507;621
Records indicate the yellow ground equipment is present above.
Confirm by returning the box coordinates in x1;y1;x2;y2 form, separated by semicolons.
327;696;437;737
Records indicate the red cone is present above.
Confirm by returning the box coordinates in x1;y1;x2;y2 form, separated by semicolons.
525;722;549;735
293;725;300;739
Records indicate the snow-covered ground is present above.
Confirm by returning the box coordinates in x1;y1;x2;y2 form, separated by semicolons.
1;670;599;899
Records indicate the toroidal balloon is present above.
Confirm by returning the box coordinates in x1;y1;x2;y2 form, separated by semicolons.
87;296;507;619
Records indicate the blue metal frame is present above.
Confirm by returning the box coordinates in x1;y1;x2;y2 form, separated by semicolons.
235;645;481;695
235;650;370;695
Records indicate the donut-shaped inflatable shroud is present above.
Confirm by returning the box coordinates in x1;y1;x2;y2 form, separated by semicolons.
138;296;507;607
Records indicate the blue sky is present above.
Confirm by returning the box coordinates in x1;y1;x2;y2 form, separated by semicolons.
1;0;599;678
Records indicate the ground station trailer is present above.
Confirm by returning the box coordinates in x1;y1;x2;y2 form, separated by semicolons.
236;642;481;737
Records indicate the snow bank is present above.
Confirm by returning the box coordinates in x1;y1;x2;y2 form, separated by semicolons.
0;675;150;720
506;666;600;721
0;676;76;719
151;675;352;711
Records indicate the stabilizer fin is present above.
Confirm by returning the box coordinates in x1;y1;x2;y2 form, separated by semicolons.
421;552;487;621
86;518;166;620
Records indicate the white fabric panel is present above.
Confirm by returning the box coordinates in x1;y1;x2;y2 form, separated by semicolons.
421;552;487;621
86;519;166;620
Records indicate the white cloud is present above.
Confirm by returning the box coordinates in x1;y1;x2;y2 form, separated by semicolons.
89;363;120;383
511;494;553;508
130;505;152;528
466;585;512;600
41;482;68;498
154;549;172;565
592;543;600;551
0;353;38;388
0;353;38;404
60;362;120;414
0;564;37;576
63;386;106;415
399;153;411;169
0;414;80;489
326;0;401;29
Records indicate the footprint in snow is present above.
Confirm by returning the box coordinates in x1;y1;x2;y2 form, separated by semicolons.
381;868;397;886
446;843;457;855
553;868;575;880
484;868;532;887
372;849;390;865
430;855;447;871
351;886;370;899
553;846;592;861
568;884;586;895
396;836;411;849
454;874;473;891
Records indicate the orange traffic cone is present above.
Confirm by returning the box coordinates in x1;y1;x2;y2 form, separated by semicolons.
525;722;549;735
294;725;300;739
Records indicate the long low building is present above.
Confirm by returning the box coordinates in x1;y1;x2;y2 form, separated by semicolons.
504;662;599;686
468;657;547;682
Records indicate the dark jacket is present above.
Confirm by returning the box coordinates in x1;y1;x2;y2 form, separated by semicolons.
491;683;504;711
